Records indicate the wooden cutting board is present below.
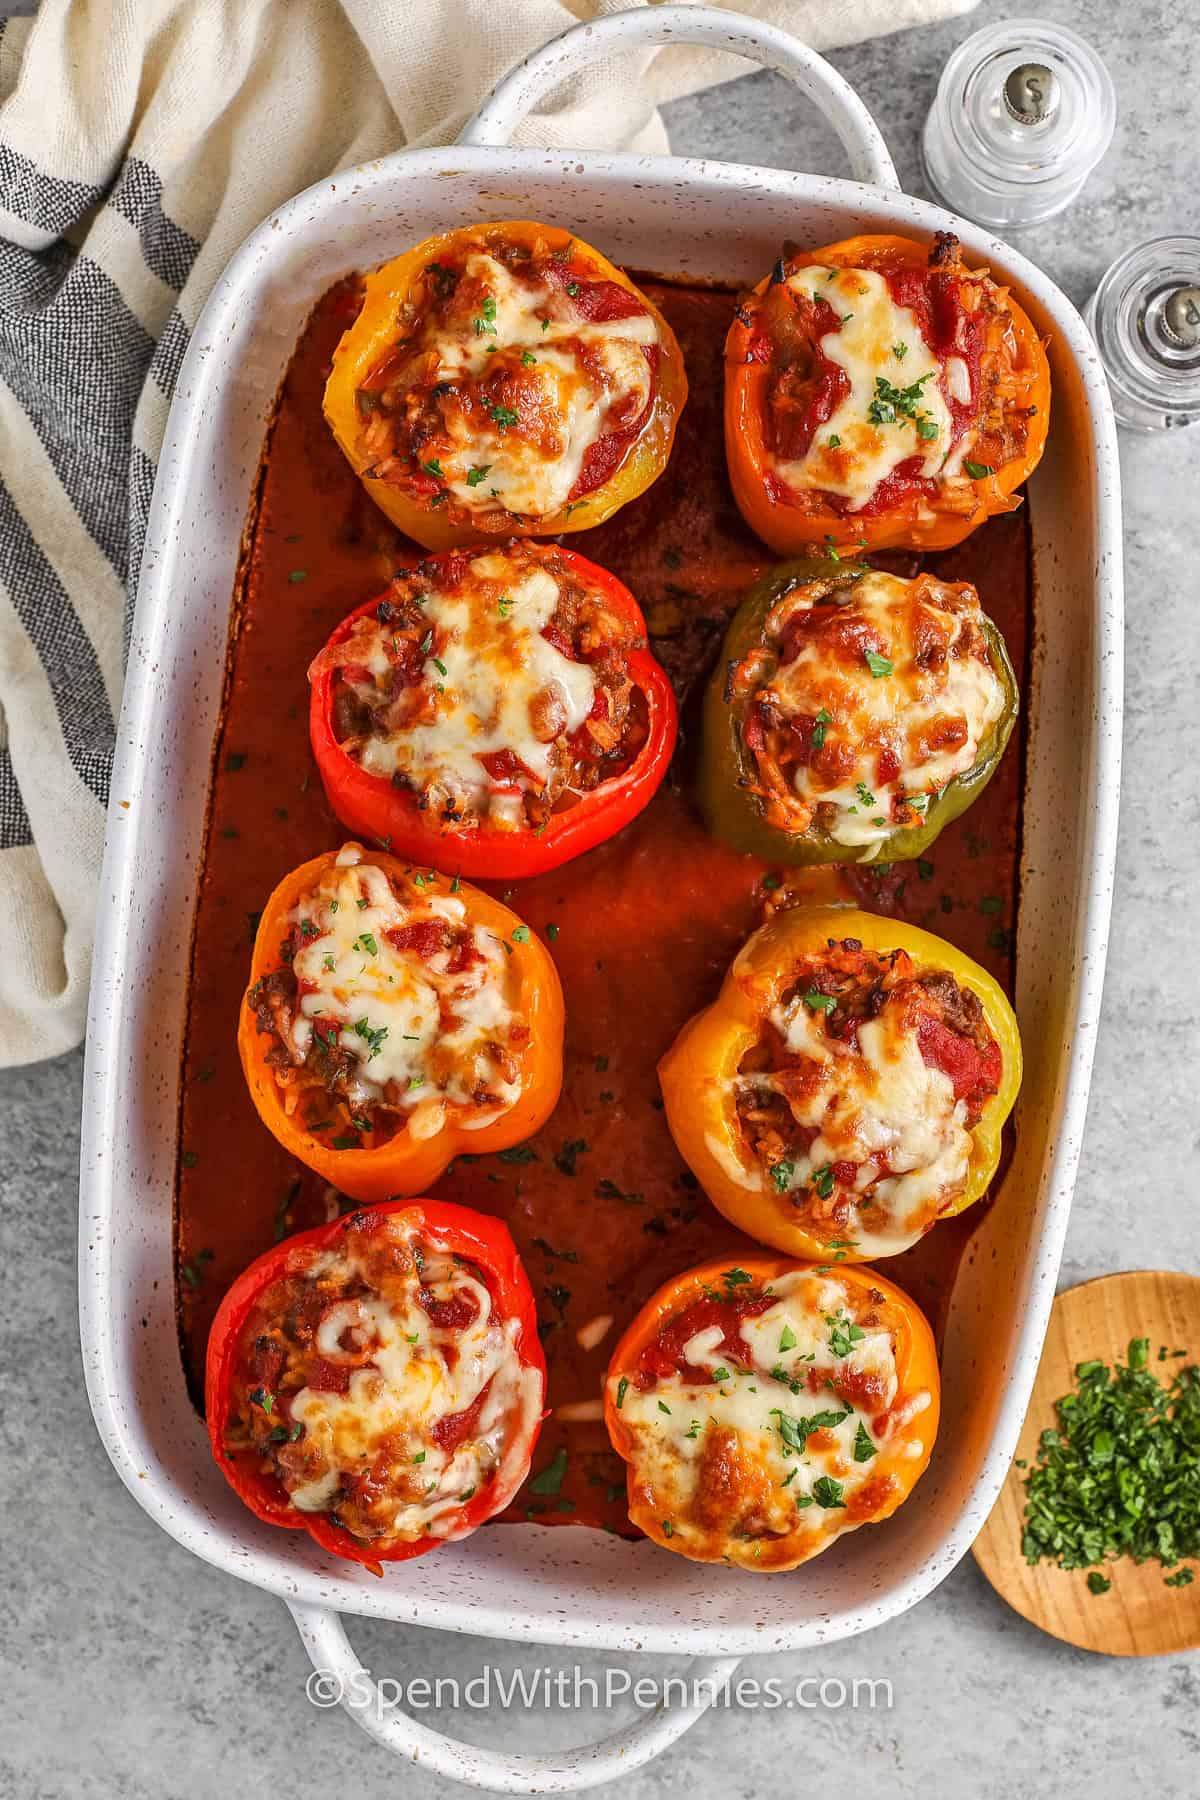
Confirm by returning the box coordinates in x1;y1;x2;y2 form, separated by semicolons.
973;1270;1200;1656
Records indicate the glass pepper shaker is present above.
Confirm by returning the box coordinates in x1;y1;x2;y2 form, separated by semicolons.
1085;238;1200;432
921;18;1116;230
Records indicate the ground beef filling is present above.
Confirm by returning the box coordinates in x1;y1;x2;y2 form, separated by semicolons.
322;548;647;831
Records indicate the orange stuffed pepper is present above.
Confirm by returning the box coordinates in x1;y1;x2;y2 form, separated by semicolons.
238;844;563;1200
725;231;1050;553
658;906;1021;1261
324;220;687;551
605;1254;939;1570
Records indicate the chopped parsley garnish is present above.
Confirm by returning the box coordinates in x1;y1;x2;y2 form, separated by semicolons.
180;1247;213;1290
566;282;580;297
532;1235;579;1264
892;341;908;359
854;1422;877;1462
322;953;336;973
723;1267;753;1288
686;1420;702;1440
828;1314;866;1357
803;989;836;1015
511;924;531;944
867;371;935;431
473;295;498;335
553;1138;587;1177
711;1366;731;1385
813;1475;846;1509
422;459;444;479
546;922;559;940
778;1324;798;1353
964;460;995;479
826;434;841;449
864;650;894;679
771;1160;796;1193
855;781;876;808
353;1017;388;1060
248;1387;275;1416
811;706;832;750
466;464;492;487
811;1164;835;1200
331;1134;360;1149
615;1376;629;1409
521;349;537;366
658;1400;672;1415
528;1447;568;1495
287;569;307;584
1087;1571;1111;1594
489;403;519;429
353;932;377;955
772;1408;849;1453
1021;1340;1200;1588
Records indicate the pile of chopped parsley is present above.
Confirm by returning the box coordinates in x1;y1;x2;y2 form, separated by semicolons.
1020;1337;1200;1594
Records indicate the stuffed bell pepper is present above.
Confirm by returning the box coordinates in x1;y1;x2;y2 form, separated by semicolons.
207;1200;546;1569
699;558;1017;865
659;907;1021;1260
239;844;563;1200
324;220;688;550
725;231;1050;553
604;1255;939;1570
308;540;677;879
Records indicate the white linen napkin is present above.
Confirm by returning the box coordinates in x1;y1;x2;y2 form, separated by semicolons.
0;0;976;1068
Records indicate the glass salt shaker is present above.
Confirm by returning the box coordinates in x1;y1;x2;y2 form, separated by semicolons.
1085;238;1200;432
922;18;1116;231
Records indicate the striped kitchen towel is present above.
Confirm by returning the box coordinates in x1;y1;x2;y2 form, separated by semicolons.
0;0;975;1068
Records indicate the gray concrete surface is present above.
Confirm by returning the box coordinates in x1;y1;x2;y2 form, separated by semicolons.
3;1;1198;1794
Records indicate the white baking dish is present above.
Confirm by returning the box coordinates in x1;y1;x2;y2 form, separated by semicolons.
79;7;1123;1790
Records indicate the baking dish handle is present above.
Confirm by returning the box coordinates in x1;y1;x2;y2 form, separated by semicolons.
456;1;898;190
290;1600;740;1792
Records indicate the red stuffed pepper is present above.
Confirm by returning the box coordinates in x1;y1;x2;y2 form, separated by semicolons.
308;540;677;880
206;1201;546;1571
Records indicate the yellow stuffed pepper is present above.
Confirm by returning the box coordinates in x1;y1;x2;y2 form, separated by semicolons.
324;220;687;551
658;906;1021;1261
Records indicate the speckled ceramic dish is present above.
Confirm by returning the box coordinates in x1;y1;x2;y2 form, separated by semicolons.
78;7;1123;1790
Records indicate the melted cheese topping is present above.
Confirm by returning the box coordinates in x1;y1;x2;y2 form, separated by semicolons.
426;251;658;518
765;570;1006;855
612;1271;928;1566
284;1225;543;1542
355;551;596;829
740;992;971;1257
772;266;960;511
284;847;521;1130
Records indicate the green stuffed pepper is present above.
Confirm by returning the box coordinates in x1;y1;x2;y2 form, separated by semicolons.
699;557;1018;866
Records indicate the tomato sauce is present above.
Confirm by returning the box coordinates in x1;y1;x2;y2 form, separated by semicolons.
176;276;1030;1537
